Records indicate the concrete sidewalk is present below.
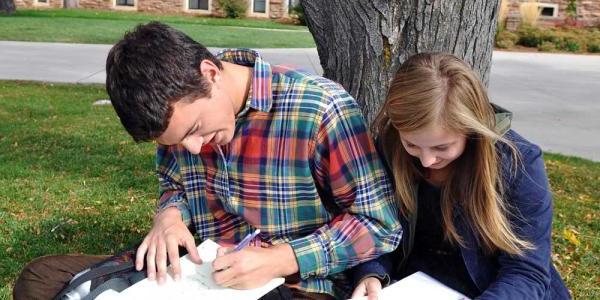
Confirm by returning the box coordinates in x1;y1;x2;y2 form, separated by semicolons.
489;51;600;163
0;41;323;83
1;41;598;161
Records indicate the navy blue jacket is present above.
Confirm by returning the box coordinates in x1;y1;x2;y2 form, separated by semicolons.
350;130;570;299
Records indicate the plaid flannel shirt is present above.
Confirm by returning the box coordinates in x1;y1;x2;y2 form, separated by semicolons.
155;49;402;296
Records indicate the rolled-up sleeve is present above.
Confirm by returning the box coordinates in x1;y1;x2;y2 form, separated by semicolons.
289;92;403;278
156;144;192;226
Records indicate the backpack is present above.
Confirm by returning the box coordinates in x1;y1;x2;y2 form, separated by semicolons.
53;247;294;300
54;249;145;300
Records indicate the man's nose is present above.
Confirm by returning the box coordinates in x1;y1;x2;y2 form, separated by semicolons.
181;136;204;154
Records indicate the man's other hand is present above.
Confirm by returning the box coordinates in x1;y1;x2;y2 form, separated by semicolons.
136;207;202;284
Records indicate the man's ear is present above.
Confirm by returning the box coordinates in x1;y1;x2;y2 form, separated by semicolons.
199;59;221;84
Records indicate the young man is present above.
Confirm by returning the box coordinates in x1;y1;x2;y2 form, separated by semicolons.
14;22;402;299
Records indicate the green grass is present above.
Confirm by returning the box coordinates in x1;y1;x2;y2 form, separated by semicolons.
11;9;305;29
0;81;156;299
0;81;598;298
0;9;316;48
544;153;600;298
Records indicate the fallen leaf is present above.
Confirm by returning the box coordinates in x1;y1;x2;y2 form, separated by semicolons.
563;228;580;246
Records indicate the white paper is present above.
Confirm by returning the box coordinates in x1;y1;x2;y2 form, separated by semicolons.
352;271;470;300
96;239;285;300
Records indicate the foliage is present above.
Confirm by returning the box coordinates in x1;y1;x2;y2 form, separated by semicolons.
519;1;540;27
538;41;556;52
587;39;600;53
562;37;581;52
500;25;600;54
0;81;599;298
0;0;16;15
217;0;248;19
566;0;578;19
495;29;519;49
516;25;547;47
290;3;306;26
497;0;509;29
585;29;600;53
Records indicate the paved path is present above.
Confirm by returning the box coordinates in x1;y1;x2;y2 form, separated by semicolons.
0;41;322;83
489;51;600;162
1;41;598;161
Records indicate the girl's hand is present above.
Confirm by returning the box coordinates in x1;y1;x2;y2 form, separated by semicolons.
351;276;382;300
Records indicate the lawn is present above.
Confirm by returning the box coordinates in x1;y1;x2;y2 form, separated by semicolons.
0;9;316;48
0;81;598;298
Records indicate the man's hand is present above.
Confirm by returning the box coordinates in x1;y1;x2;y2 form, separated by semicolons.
211;243;298;289
351;277;382;300
136;207;202;284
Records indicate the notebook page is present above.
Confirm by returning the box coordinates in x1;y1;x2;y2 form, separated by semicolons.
352;271;469;300
97;239;284;300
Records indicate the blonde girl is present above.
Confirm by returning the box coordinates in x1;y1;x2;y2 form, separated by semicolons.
350;53;569;299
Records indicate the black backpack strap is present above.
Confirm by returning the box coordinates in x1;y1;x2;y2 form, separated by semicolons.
53;244;191;300
53;261;135;300
83;277;132;300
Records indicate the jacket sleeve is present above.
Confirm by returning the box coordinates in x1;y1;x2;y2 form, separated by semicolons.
478;144;552;299
348;252;395;288
288;92;403;279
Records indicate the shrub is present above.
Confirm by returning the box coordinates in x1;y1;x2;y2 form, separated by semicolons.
586;39;600;53
511;24;600;54
520;1;540;27
538;41;556;52
553;30;584;52
217;0;247;18
496;30;519;49
516;25;544;47
586;29;600;53
566;0;577;19
563;39;581;52
290;4;306;26
498;0;509;28
540;29;561;44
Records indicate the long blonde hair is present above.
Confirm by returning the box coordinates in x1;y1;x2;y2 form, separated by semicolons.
373;53;533;256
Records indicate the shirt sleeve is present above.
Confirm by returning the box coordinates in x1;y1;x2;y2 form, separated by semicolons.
288;91;403;278
156;144;192;227
478;144;553;299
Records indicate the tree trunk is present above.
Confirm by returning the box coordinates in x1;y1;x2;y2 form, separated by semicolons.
0;0;16;15
302;0;499;124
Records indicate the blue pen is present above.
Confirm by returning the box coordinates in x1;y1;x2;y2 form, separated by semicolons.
231;229;261;252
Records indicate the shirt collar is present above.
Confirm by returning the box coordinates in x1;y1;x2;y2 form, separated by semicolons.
216;48;273;115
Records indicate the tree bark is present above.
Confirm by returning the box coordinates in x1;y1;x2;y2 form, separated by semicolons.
302;0;499;124
0;0;16;15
